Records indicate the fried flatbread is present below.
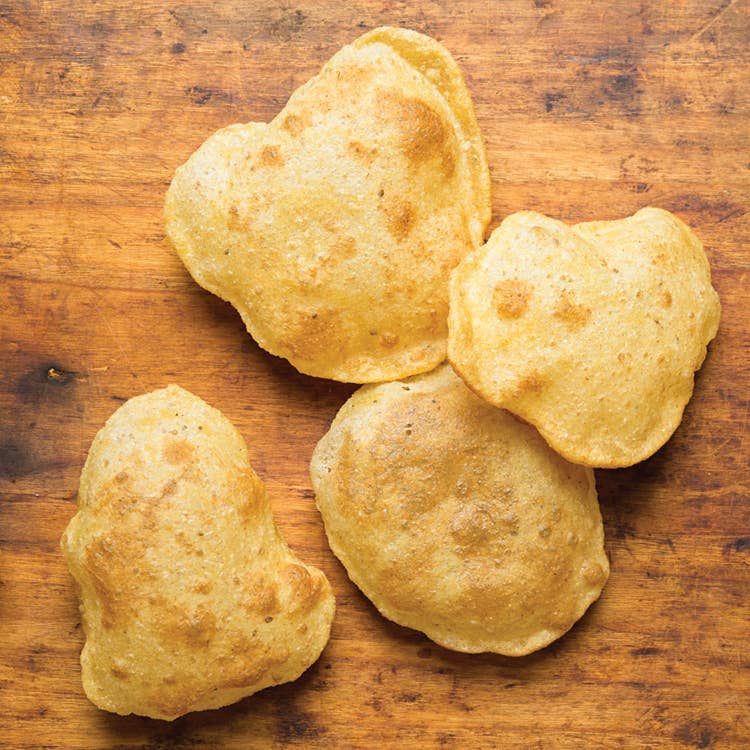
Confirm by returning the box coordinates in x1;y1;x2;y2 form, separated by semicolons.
165;27;490;382
61;385;335;720
448;208;721;467
311;365;608;655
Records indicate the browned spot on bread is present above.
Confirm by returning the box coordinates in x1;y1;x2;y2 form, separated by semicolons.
153;693;198;720
192;580;212;595
516;372;545;395
228;205;240;230
243;575;281;618
451;502;497;548
159;602;218;649
382;201;416;241
451;492;519;556
86;535;136;630
380;332;399;348
455;561;506;619
493;279;531;319
280;308;341;361
259;144;284;167
219;666;267;691
161;478;178;498
427;307;440;333
280;112;309;137
529;224;559;247
237;472;265;525
661;290;673;308
162;439;194;466
110;665;129;680
174;529;204;556
347;139;377;162
376;545;432;611
283;563;323;615
381;93;455;176
331;432;358;516
553;290;591;330
441;147;456;178
545;609;574;632
329;235;357;260
283;562;310;591
218;645;290;690
320;216;338;233
410;238;432;263
82;481;166;630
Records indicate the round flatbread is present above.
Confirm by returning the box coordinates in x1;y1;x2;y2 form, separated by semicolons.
165;27;490;382
448;208;721;468
61;385;335;720
311;365;609;655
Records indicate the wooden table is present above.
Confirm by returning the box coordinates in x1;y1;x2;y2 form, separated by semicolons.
1;2;748;747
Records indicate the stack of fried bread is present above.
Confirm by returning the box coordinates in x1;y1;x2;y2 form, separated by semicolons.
63;27;720;719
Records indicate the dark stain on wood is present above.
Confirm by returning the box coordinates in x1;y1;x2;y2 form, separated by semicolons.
437;733;458;747
661;193;744;223
86;21;112;39
266;8;307;41
673;720;715;748
276;706;324;744
167;7;216;38
15;363;78;403
185;85;232;106
25;643;50;673
0;3;22;27
722;537;749;555
544;91;567;113
661;537;676;551
601;71;639;104
610;521;637;541
396;692;421;703
0;438;35;480
106;723;207;750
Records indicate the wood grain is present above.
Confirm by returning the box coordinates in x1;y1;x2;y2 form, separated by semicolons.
1;1;748;747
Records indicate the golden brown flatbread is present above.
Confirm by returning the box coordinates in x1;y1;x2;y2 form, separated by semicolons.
165;27;490;382
311;365;608;655
448;208;721;468
61;385;335;720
